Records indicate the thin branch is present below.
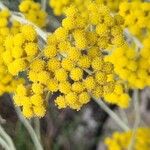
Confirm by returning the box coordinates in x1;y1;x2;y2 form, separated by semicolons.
15;107;43;150
41;0;47;11
118;109;129;126
0;125;16;150
11;15;48;41
94;98;130;131
0;2;48;41
0;2;7;9
128;89;140;150
0;136;10;150
33;118;41;141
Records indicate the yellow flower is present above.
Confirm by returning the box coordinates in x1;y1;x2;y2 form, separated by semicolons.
73;29;87;49
55;96;66;109
54;27;68;41
72;82;84;93
33;105;46;117
44;45;57;58
67;47;81;62
105;128;150;150
11;46;24;59
88;47;101;58
58;41;71;53
19;0;31;12
21;25;37;41
55;68;68;82
37;71;50;85
13;33;25;46
19;0;47;27
95;71;107;85
24;42;38;56
47;58;61;72
92;57;103;71
8;59;27;75
31;94;43;106
78;55;91;69
28;70;38;82
59;81;71;94
47;79;58;92
79;92;90;104
22;105;33;118
70;67;83;81
92;86;103;99
32;83;44;94
2;50;13;65
30;59;45;72
84;76;96;90
16;84;27;96
61;58;74;71
65;92;80;110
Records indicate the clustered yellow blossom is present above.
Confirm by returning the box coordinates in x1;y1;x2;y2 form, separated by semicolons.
44;3;126;110
13;2;128;118
3;0;147;118
104;82;130;108
0;9;24;95
119;1;150;39
3;24;40;76
105;127;150;150
106;42;150;89
95;0;125;12
49;0;90;16
14;57;52;118
49;0;70;15
19;0;47;27
49;0;126;16
14;84;46;118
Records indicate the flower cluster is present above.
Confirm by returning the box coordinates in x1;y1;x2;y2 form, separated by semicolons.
1;0;145;118
0;9;24;95
63;3;124;48
105;128;150;150
49;0;71;15
3;24;40;76
104;82;130;108
12;2;128;117
95;0;124;12
119;1;150;39
44;3;126;110
19;0;47;27
106;42;150;89
49;0;125;16
14;83;46;118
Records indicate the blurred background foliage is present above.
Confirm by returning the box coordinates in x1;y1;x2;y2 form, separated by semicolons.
0;93;112;150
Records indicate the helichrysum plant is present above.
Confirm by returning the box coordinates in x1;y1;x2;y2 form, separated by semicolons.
6;2;132;118
0;0;149;149
105;127;150;150
19;0;47;27
0;9;24;96
0;0;148;117
119;1;150;39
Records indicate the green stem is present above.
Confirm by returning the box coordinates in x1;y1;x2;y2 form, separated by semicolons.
15;107;43;150
41;0;47;11
94;98;130;131
0;136;10;150
119;109;129;126
33;118;41;141
128;89;140;150
0;125;16;150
